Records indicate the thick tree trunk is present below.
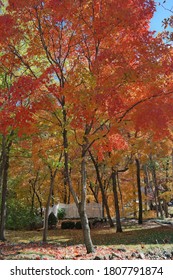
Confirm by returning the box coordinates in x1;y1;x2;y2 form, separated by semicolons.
111;169;122;233
135;158;143;224
89;151;114;227
147;165;159;217
79;147;95;253
62;108;94;253
79;205;94;253
117;172;125;217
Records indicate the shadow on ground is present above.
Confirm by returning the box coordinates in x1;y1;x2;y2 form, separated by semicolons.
5;219;173;247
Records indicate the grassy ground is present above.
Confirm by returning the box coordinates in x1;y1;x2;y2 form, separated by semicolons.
5;219;173;248
1;219;173;259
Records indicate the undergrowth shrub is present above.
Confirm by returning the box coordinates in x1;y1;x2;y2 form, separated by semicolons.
6;200;42;230
75;221;82;229
48;212;57;229
58;208;66;220
61;221;75;229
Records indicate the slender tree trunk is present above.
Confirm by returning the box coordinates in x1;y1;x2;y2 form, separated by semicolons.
0;136;11;241
51;188;55;206
35;192;43;217
43;168;58;242
31;191;35;215
163;158;169;218
172;149;173;189
0;135;6;190
89;151;114;227
143;165;149;212
88;182;99;203
163;199;169;218
135;158;143;224
150;155;163;218
0;148;3;190
111;169;122;233
67;189;71;204
63;173;68;204
133;182;137;218
102;193;105;218
29;171;40;215
0;156;9;241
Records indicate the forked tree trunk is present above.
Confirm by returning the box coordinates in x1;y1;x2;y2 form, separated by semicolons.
111;169;122;233
89;151;114;227
88;181;99;203
62;108;94;253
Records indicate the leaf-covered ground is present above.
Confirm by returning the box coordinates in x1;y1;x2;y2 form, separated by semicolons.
1;219;173;260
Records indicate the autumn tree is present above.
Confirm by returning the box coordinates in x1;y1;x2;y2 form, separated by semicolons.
1;0;173;252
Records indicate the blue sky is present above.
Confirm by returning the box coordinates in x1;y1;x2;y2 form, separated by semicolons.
150;0;173;33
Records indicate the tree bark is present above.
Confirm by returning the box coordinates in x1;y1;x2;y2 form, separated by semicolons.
0;137;4;189
89;151;114;227
0;136;12;241
79;150;95;253
111;169;122;233
117;172;125;218
150;155;163;218
163;199;169;218
43;167;58;242
63;172;68;204
0;156;9;241
88;181;99;203
135;158;143;224
143;165;149;212
172;149;173;189
62;108;94;253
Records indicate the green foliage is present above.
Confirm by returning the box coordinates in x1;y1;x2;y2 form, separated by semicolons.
48;209;66;229
6;200;42;230
57;208;66;220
